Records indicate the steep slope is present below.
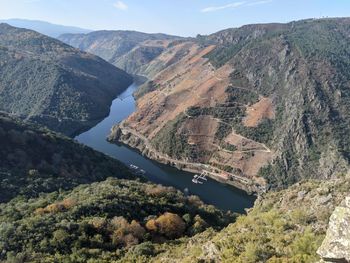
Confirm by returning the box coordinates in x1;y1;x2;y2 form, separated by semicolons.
0;19;91;38
109;18;350;192
58;30;182;76
0;112;134;203
0;23;132;136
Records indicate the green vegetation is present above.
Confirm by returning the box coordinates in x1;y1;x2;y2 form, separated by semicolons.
1;18;350;263
205;41;247;68
0;23;132;136
235;119;275;145
220;142;237;152
131;177;350;263
0;178;234;262
226;86;258;105
151;114;194;160
114;45;165;76
201;18;350;188
0;113;134;202
0;113;235;262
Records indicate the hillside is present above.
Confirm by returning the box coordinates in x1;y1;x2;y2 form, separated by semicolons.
109;18;350;192
0;23;132;136
0;19;91;38
0;178;234;262
0;112;134;202
58;30;184;77
127;175;350;263
0;113;233;262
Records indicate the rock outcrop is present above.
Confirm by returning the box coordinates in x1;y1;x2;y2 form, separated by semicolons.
317;196;350;263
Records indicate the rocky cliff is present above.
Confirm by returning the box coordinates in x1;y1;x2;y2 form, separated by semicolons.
318;196;350;263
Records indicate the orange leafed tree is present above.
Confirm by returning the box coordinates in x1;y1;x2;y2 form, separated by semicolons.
146;212;186;238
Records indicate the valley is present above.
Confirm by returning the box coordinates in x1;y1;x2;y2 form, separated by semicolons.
0;13;349;262
62;18;350;193
75;83;255;212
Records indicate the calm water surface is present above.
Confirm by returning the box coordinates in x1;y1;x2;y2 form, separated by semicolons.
75;83;255;213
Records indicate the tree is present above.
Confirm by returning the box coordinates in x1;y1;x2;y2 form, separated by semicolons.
153;212;186;239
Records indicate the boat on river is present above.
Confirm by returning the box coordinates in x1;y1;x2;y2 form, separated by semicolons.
192;178;203;184
130;164;138;169
129;164;146;175
192;172;208;184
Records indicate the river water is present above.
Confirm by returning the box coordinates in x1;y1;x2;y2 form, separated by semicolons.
75;83;255;213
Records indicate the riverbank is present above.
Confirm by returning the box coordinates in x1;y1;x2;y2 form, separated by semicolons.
108;121;266;195
76;83;255;212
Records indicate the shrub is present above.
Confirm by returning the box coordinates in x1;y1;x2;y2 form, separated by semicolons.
154;212;186;239
131;241;155;256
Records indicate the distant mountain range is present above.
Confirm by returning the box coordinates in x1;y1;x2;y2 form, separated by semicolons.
58;30;183;76
0;18;92;38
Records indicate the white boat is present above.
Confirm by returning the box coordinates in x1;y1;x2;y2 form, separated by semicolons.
192;178;203;184
129;164;139;169
192;172;207;184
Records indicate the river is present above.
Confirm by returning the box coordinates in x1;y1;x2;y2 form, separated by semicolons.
75;83;255;213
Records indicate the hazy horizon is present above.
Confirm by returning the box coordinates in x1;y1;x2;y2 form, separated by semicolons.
0;0;349;37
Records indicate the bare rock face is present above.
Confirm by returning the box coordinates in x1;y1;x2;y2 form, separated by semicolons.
317;196;350;263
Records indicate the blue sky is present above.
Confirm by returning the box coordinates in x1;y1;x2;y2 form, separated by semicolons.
0;0;349;36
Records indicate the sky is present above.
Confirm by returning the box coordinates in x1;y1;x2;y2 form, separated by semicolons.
0;0;349;36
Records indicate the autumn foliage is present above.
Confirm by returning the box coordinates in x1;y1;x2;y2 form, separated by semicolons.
35;198;77;215
146;212;186;238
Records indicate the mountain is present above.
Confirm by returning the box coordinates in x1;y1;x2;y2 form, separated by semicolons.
0;23;132;136
58;30;184;76
0;113;233;262
0;19;91;38
107;18;350;192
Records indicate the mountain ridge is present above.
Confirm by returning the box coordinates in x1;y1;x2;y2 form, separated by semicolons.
107;18;350;191
0;23;133;136
58;30;186;77
0;18;92;38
